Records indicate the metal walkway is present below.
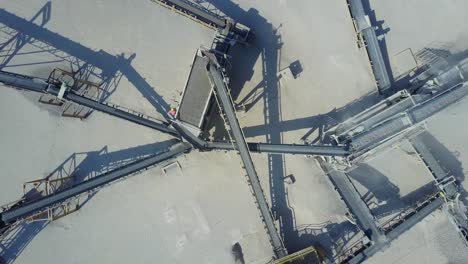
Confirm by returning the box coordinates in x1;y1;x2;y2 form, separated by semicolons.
0;71;178;136
207;142;350;156
207;61;287;258
0;142;191;233
347;0;391;94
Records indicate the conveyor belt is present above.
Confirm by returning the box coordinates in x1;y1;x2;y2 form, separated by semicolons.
206;142;350;156
0;70;178;136
0;71;49;92
207;62;287;258
346;196;444;264
347;0;391;94
151;0;226;29
320;162;386;244
0;142;191;227
66;93;178;135
334;90;414;139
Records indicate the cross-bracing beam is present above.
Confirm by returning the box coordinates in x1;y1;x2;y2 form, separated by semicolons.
347;0;391;94
206;141;350;156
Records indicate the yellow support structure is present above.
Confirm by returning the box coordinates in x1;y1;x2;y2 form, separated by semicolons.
274;246;323;264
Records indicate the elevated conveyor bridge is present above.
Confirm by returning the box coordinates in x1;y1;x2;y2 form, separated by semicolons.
206;57;287;258
0;70;178;136
0;142;191;236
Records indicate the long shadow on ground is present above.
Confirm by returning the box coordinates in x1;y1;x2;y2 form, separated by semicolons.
0;139;177;264
0;3;171;120
202;0;364;259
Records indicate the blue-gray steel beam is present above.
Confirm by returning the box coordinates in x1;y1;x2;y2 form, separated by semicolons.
0;71;49;92
207;63;287;258
0;142;191;226
152;0;226;28
206;142;350;156
65;93;178;135
410;135;459;198
347;196;444;264
348;0;391;94
171;122;207;148
320;162;386;244
0;70;178;136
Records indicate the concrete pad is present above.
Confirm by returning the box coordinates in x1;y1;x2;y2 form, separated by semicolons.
391;48;418;79
3;151;274;264
370;0;468;79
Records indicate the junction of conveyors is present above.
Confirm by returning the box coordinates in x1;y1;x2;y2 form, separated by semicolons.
1;0;468;263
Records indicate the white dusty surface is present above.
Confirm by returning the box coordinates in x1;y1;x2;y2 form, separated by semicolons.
366;209;468;264
370;0;468;79
1;0;468;263
349;141;436;223
425;96;468;199
1;150;275;264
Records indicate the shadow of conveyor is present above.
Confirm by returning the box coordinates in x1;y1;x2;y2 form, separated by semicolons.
0;3;171;120
201;0;363;259
0;139;177;264
415;132;467;200
348;164;437;219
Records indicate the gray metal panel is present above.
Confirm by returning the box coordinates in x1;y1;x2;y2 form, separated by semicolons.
177;53;213;128
1;142;191;224
206;142;350;156
66;93;178;135
0;71;49;93
409;82;468;123
321;162;386;243
349;115;412;152
207;64;287;258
